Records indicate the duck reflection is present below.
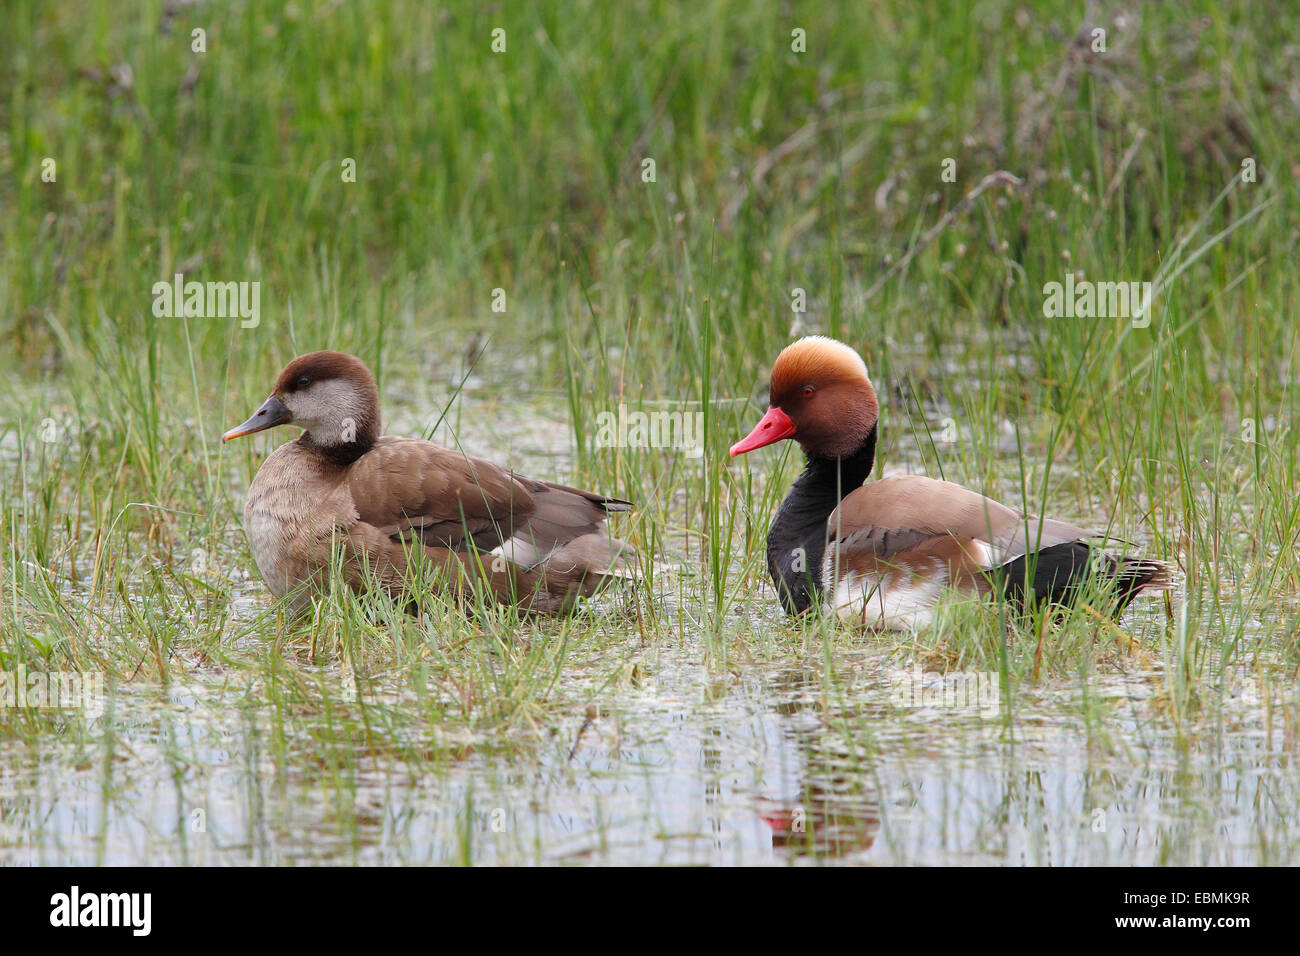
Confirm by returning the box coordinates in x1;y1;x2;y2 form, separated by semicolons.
756;667;882;859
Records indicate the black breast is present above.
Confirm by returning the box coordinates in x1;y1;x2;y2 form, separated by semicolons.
764;428;877;616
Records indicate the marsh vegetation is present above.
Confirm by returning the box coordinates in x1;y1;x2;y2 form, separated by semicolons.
1;0;1297;864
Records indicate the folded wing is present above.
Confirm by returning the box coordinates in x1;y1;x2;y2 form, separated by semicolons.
342;437;634;605
828;474;1097;568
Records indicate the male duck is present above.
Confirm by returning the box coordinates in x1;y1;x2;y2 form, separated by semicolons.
730;336;1170;628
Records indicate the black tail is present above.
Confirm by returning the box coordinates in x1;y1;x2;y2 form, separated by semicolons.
997;542;1172;617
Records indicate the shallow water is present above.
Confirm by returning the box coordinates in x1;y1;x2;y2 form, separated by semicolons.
1;636;1293;866
2;352;1294;866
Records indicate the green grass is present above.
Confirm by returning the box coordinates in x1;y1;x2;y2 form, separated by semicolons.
1;0;1298;864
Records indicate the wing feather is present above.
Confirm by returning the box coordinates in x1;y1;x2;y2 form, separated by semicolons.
828;475;1097;568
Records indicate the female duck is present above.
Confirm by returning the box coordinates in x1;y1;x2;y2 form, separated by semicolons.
223;351;634;612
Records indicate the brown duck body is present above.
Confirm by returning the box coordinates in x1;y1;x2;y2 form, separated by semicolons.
227;352;633;613
816;473;1168;628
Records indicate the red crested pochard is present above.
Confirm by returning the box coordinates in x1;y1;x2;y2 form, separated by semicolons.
730;336;1170;628
223;351;634;613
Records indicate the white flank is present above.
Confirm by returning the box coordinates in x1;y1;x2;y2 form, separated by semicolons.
822;549;947;629
491;537;542;568
969;539;996;569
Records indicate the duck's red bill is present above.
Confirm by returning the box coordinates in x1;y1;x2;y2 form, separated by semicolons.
730;406;796;457
222;394;291;442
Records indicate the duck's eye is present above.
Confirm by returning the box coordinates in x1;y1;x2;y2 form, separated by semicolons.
801;385;815;398
296;375;311;389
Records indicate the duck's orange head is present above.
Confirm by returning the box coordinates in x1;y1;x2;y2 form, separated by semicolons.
730;336;878;460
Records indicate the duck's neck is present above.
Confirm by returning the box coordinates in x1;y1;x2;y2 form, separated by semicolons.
766;426;877;614
298;432;375;467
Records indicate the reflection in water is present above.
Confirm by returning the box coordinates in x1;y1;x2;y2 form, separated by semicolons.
0;657;1294;865
752;668;882;859
757;782;881;858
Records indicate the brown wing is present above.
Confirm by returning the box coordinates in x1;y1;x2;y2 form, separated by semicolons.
345;437;633;569
828;475;1097;567
339;450;635;612
495;474;631;567
345;436;533;550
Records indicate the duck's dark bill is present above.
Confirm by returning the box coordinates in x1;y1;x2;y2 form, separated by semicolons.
730;406;796;457
222;395;292;442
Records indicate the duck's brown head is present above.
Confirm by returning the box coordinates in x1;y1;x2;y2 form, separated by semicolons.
730;336;879;460
222;350;381;459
